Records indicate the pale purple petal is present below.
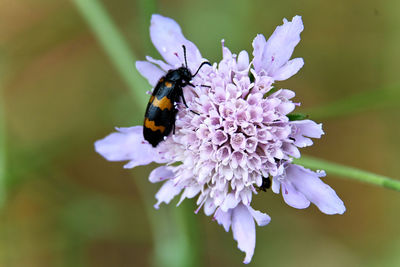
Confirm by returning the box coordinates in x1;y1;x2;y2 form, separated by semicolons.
212;130;228;146
282;143;301;158
237;50;250;71
204;198;217;216
243;124;256;136
281;180;310;209
220;192;240;212
272;89;296;99
150;14;203;70
231;151;245;169
240;188;252;205
154;180;183;209
94;126;165;169
177;186;202;206
292;120;324;138
223;120;237;134
149;166;174;183
214;208;232;232
252;34;267;74
245;137;258;154
182;186;202;199
248;206;271;226
262;16;304;76
273;58;304;81
231;204;256;264
271;177;281;194
277;101;296;115
286;164;346;214
135;61;165;87
231;133;246;150
291;120;324;148
145;55;171;71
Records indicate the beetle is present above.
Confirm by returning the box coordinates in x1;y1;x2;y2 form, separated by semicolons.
258;176;271;192
143;45;211;147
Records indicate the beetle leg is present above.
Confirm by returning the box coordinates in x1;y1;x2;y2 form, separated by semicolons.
179;86;199;115
180;88;189;108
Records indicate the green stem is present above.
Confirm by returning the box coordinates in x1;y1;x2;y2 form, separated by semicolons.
294;155;400;191
136;176;201;267
302;85;400;120
72;0;149;107
73;1;201;266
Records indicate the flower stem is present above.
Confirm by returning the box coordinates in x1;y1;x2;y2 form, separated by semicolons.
294;155;400;191
72;0;149;108
135;175;201;267
73;1;201;266
302;85;400;120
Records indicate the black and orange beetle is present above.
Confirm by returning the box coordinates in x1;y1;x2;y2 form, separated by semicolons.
258;176;271;192
143;45;211;147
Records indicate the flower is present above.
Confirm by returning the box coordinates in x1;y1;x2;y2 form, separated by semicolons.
95;14;345;264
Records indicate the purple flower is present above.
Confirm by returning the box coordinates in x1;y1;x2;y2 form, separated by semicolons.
95;14;345;264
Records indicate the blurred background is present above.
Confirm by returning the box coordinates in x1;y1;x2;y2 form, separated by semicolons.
1;0;400;266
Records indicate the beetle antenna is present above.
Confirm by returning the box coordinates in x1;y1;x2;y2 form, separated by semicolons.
192;61;211;77
182;45;188;68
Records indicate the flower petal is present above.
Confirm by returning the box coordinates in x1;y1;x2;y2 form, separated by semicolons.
271;176;281;194
232;204;256;264
149;166;174;183
281;179;310;209
94;126;165;168
291;120;324;148
145;56;171;72
282;142;301;158
154;180;183;209
214;208;232;232
273;57;304;81
248;206;271;226
177;185;201;206
262;16;304;77
237;50;250;71
252;34;267;74
135;61;165;87
286;164;346;215
204;198;217;216
150;14;203;70
271;89;296;100
220;192;240;212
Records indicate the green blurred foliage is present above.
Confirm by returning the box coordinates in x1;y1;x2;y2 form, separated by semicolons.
0;0;399;266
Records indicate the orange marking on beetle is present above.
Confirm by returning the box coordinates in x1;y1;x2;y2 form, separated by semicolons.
165;81;173;88
149;95;155;103
152;96;172;111
159;77;164;83
144;118;166;132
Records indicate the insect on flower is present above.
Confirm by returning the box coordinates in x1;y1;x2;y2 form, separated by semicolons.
95;14;346;264
143;45;211;147
258;176;271;192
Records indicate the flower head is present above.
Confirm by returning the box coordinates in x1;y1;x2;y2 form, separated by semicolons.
95;14;345;264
